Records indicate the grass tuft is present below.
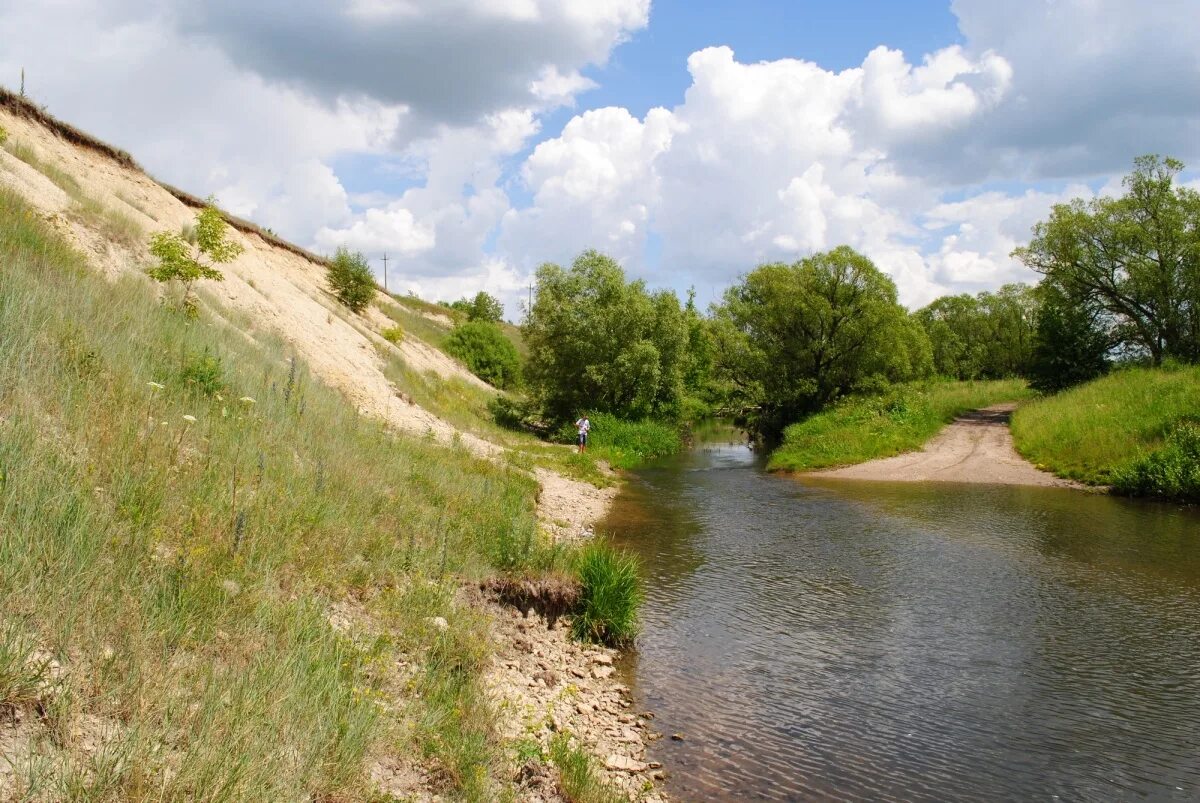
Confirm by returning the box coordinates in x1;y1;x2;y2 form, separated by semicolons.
549;732;627;803
571;542;642;647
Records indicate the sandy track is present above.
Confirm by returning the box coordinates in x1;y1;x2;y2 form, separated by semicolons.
809;403;1078;487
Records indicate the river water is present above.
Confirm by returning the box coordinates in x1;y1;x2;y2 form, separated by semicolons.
602;432;1200;801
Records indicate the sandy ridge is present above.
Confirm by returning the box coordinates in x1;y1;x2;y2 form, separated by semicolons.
0;106;652;800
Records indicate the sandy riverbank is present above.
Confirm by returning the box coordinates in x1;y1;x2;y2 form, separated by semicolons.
808;403;1081;487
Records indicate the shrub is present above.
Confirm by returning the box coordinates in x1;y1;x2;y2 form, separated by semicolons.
326;247;375;313
1112;422;1200;502
571;542;641;647
0;126;7;146
147;201;242;314
444;321;522;390
179;350;224;397
381;326;404;345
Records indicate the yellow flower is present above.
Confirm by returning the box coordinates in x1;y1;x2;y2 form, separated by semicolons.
239;396;256;405
182;415;197;423
147;381;165;390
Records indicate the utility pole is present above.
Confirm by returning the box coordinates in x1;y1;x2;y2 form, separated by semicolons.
381;252;389;293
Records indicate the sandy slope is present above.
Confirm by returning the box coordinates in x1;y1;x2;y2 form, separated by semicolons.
809;404;1079;487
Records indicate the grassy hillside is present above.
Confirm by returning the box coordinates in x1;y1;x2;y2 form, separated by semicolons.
768;379;1031;472
0;186;569;799
1011;364;1200;487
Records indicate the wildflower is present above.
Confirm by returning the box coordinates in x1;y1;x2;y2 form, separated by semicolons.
182;414;197;423
239;396;256;405
147;381;165;390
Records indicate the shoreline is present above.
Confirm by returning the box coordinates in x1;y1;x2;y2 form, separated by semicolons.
483;465;669;802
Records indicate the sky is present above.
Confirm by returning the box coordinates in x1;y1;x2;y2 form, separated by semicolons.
2;0;1198;316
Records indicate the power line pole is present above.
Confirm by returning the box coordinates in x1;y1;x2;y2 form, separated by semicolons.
381;252;389;293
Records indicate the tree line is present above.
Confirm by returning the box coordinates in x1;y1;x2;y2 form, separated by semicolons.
502;155;1200;439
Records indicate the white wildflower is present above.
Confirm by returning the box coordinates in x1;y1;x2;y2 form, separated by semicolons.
182;415;197;423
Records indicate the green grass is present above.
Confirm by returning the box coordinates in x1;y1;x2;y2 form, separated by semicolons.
768;379;1032;472
1012;364;1200;486
557;414;682;470
0;185;579;799
549;732;628;803
571;542;642;647
1112;422;1200;502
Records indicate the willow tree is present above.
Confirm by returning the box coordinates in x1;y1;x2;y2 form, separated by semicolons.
712;246;930;436
522;250;688;422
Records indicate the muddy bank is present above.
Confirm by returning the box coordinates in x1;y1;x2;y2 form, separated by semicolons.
808;403;1081;487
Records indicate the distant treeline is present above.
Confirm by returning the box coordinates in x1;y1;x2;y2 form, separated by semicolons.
484;155;1200;442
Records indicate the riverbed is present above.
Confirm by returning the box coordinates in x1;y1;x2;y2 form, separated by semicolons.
603;433;1200;801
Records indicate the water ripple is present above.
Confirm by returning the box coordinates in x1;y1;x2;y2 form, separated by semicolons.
607;445;1200;801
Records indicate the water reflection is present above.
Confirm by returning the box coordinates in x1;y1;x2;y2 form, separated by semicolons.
603;435;1200;801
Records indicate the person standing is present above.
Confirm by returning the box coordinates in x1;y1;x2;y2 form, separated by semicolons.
575;414;590;453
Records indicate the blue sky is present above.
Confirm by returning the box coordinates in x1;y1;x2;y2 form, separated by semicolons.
4;0;1198;313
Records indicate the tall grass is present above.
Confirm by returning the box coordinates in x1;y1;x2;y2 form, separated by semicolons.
0;185;555;799
571;543;642;647
1012;364;1200;486
1112;422;1200;502
769;379;1031;471
557;413;683;470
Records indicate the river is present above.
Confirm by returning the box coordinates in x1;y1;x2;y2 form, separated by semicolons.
602;431;1200;801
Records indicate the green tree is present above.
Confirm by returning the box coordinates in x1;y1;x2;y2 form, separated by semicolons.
712;246;929;436
147;202;242;313
916;284;1038;379
522;250;688;422
1026;283;1110;393
326;247;376;313
1014;155;1200;365
446;292;504;322
444;321;523;389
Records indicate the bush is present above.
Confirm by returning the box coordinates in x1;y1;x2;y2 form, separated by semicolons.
1112;422;1200;502
326;247;375;313
0;126;7;146
179;350;224;396
381;326;403;345
554;413;681;469
571;542;641;647
444;321;522;390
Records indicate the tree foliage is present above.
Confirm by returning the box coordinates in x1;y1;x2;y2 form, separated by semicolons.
445;320;522;389
448;291;505;323
522;250;688;422
1014;155;1200;365
147;202;242;313
711;246;931;436
916;284;1038;379
1025;283;1110;393
326;247;376;313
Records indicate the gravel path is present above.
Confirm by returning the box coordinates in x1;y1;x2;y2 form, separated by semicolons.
809;403;1078;487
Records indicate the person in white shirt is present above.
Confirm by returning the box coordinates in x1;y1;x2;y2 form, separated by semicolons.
575;415;590;453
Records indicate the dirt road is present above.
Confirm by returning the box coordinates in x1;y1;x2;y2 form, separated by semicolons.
809;403;1078;487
